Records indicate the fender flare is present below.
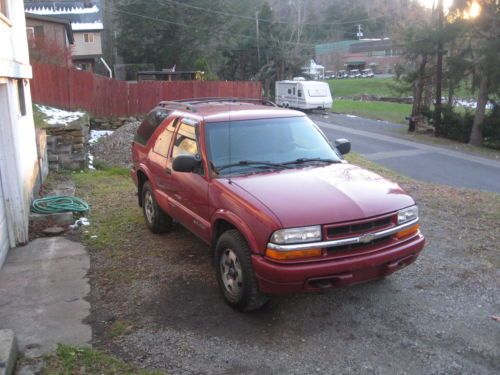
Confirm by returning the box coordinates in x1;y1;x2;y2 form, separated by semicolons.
135;164;154;205
211;209;261;254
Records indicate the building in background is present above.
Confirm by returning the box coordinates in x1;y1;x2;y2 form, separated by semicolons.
25;13;74;67
301;59;325;81
315;38;402;75
0;0;43;268
25;0;104;72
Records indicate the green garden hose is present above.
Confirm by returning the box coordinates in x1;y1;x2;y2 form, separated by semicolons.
31;196;89;214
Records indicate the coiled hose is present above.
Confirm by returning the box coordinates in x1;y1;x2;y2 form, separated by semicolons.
31;196;89;214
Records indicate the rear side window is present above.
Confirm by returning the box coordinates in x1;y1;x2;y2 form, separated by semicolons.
172;122;198;157
134;109;169;145
152;118;177;157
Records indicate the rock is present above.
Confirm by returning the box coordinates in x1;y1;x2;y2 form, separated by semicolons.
91;120;141;168
42;226;65;236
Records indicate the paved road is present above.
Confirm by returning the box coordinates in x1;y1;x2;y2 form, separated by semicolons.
311;114;500;193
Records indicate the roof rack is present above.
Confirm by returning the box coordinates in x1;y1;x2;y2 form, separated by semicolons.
158;97;278;109
157;101;196;112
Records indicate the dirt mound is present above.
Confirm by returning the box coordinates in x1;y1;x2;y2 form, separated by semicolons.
91;121;140;168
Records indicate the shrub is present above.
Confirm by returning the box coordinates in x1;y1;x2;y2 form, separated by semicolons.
433;106;500;149
436;107;474;142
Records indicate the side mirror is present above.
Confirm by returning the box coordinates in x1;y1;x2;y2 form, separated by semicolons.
172;154;201;173
335;138;351;155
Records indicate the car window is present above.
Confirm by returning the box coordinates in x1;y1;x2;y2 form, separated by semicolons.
205;116;341;175
134;109;169;145
152;118;177;157
172;122;198;158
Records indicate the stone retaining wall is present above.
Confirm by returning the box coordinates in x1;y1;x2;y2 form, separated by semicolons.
90;116;141;130
45;118;89;171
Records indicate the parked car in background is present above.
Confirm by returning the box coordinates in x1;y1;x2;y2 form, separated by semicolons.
336;70;348;79
349;69;361;78
361;68;375;78
324;70;335;80
131;99;425;312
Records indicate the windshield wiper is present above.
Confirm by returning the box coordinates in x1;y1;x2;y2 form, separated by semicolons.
216;160;292;173
280;158;341;166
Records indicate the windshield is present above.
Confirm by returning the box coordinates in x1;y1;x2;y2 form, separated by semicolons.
205;116;341;176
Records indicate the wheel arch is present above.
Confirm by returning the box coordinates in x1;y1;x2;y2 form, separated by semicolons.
136;168;149;207
211;212;259;256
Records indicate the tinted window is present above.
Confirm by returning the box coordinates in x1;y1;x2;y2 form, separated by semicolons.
172;123;198;157
152;119;177;157
134;109;169;145
205;117;340;175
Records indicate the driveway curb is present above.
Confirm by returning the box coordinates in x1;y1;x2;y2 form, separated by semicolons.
0;329;18;375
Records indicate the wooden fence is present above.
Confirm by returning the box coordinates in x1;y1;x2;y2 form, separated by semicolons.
30;63;262;117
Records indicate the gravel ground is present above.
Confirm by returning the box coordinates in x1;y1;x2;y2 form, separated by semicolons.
91;121;140;168
73;165;500;375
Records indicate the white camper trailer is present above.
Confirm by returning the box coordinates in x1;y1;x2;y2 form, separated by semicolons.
275;78;333;111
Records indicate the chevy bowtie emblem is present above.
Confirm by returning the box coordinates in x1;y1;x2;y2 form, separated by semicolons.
359;233;375;244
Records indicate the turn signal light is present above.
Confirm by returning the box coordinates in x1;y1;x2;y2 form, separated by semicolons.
395;224;420;240
266;248;322;260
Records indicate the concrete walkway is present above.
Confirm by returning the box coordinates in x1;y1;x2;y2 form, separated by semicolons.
0;237;91;358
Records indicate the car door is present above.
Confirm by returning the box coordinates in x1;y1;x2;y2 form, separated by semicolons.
168;119;211;243
147;117;178;212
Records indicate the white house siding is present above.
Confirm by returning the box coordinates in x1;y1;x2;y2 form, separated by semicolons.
72;30;102;57
0;0;39;268
0;174;9;266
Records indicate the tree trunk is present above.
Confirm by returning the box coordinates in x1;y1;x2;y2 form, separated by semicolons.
447;82;454;107
423;79;433;108
409;55;427;131
469;76;489;146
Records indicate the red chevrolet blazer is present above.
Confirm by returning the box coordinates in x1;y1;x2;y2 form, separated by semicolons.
131;99;425;311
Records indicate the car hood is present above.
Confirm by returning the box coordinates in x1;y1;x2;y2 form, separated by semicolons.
230;163;414;228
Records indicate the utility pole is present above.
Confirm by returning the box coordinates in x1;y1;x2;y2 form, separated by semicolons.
434;0;444;132
356;24;363;40
255;10;261;69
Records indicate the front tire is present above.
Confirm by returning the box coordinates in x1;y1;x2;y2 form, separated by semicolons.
215;230;268;312
142;181;172;234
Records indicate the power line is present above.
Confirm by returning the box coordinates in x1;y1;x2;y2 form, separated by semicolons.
155;0;371;26
114;7;319;47
114;5;370;49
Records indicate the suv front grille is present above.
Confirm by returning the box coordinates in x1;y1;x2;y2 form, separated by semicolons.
325;216;392;239
326;235;392;253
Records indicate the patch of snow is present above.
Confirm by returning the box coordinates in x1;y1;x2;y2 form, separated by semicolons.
36;104;85;125
69;217;90;229
452;99;493;110
26;5;99;15
346;114;358;118
89;130;114;145
72;22;104;31
88;154;95;170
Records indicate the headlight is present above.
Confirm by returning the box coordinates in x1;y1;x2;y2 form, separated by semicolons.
270;225;322;244
397;205;419;224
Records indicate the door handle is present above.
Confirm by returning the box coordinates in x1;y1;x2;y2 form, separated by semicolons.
166;167;172;175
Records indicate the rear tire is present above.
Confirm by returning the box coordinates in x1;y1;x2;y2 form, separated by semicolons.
215;230;268;312
142;181;172;234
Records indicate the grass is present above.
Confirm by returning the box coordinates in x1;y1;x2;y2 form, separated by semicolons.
332;99;412;124
41;344;164;375
71;168;140;251
327;77;477;99
327;77;406;98
108;320;134;339
33;104;48;128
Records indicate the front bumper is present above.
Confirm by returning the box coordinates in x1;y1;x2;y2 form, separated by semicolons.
252;233;425;294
